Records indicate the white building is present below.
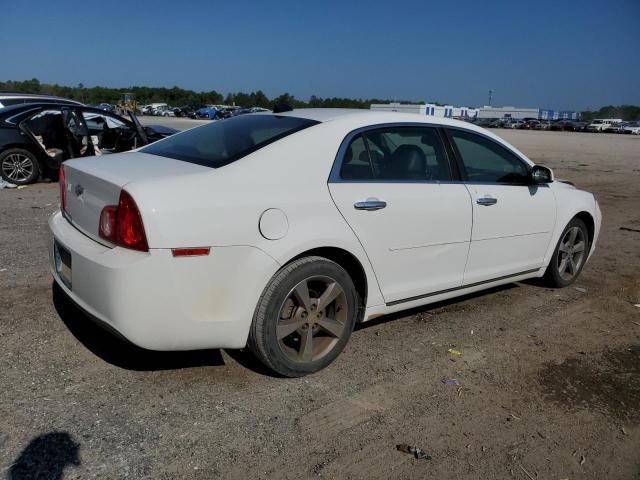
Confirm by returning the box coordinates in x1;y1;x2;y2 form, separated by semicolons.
476;106;538;120
370;103;478;119
370;103;579;120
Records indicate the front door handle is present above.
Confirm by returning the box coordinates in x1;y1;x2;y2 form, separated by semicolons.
476;196;498;206
354;199;387;211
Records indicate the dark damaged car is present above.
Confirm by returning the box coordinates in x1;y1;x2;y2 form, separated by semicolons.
0;102;177;184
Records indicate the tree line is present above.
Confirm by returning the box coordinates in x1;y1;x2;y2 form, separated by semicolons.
579;105;640;122
2;79;638;119
0;78;412;110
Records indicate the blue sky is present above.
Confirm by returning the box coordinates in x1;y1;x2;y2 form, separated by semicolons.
1;0;638;110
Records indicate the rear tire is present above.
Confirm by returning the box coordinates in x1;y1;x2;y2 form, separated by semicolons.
1;148;40;185
544;218;590;287
248;256;359;377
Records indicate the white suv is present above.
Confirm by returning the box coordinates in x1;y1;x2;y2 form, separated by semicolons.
587;118;623;132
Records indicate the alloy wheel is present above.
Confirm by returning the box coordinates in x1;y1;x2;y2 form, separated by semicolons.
2;153;34;183
276;275;348;363
557;226;587;281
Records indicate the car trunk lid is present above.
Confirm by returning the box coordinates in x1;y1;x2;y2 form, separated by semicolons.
62;152;210;245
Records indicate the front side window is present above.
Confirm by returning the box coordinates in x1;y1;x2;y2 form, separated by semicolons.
142;114;319;168
448;129;529;184
340;126;451;181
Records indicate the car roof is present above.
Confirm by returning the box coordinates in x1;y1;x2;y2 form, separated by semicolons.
272;108;476;129
0;102;132;126
0;92;83;104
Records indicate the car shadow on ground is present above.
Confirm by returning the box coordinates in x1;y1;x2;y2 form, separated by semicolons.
52;280;543;375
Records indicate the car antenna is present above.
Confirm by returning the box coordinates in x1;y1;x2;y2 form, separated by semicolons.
272;104;293;113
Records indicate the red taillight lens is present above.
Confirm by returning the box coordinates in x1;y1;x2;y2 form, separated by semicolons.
59;165;67;211
116;190;148;251
98;190;148;252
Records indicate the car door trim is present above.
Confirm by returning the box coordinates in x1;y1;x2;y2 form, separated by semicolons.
385;268;540;306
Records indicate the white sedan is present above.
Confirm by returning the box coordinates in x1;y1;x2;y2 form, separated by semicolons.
49;109;601;376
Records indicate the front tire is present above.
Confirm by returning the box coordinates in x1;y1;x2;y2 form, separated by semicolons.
1;148;40;185
544;218;590;287
248;256;359;377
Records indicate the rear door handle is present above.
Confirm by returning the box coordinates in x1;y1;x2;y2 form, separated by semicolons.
476;196;498;206
354;199;387;211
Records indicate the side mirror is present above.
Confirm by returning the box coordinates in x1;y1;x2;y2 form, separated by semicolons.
531;165;553;184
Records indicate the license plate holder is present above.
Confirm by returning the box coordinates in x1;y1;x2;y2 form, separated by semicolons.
54;240;72;290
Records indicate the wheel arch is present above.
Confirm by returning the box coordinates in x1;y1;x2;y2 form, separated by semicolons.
1;142;47;168
574;211;595;247
288;246;368;321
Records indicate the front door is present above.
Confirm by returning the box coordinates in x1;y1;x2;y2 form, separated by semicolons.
445;128;556;285
329;125;472;304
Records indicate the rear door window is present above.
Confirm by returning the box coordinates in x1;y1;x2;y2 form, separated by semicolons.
141;114;319;168
340;126;452;181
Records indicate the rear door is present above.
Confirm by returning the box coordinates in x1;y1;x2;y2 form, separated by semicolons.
445;128;556;284
61;107;92;158
329;125;472;304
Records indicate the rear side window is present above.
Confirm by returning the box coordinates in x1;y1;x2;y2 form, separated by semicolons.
340;126;451;181
141;114;319;168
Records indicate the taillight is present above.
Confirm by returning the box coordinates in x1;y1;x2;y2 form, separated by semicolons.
59;165;67;211
98;190;148;252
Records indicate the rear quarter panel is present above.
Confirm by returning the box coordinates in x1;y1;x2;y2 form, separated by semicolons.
126;121;386;308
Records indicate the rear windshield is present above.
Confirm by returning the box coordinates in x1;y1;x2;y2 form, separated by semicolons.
141;114;319;168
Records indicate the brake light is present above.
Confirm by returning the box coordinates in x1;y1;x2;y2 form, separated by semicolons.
59;165;67;211
98;190;149;252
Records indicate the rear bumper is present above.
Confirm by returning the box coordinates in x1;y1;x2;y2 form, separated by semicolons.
48;210;279;350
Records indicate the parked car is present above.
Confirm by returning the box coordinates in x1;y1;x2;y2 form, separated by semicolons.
522;120;540;130
232;107;270;116
139;105;153;115
195;106;218;120
535;121;552;130
471;118;495;128
0;92;83;109
507;120;525;129
174;106;196;118
49;109;601;377
621;121;640;134
586;118;623;132
91;103;115;113
602;122;628;134
215;107;240;119
147;103;168;116
0;102;177;184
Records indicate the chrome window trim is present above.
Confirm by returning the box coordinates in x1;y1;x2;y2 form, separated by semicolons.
328;122;458;185
328;122;534;186
5;107;42;125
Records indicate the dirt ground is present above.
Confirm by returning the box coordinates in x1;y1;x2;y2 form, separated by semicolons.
1;129;639;479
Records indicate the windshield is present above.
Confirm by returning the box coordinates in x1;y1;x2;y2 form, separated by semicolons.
141;114;319;168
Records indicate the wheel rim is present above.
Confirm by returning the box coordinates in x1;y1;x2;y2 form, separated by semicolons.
2;153;34;183
557;226;587;281
276;275;348;363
